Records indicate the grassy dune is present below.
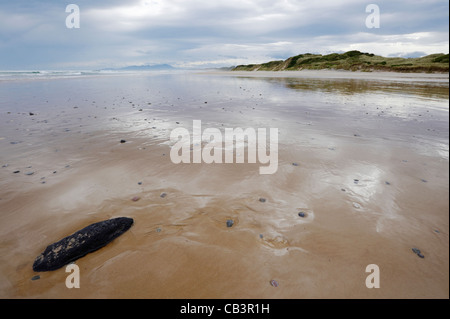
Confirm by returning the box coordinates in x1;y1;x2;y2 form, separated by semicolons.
233;51;449;73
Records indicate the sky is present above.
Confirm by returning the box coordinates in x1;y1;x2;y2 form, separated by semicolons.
0;0;448;70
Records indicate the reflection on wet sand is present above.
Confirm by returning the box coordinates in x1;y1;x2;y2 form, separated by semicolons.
264;77;449;99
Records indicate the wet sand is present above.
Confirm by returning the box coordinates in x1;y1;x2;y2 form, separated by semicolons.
0;70;448;298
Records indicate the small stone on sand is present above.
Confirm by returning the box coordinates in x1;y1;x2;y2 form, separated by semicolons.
412;248;425;258
353;202;362;209
270;280;279;287
259;198;266;203
132;196;140;202
226;220;234;228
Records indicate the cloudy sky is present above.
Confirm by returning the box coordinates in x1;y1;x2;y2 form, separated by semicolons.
0;0;448;70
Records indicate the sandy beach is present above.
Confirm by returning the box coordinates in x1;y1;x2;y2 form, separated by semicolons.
0;70;448;299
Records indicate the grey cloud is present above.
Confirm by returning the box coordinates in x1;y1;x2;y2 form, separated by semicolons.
0;0;448;69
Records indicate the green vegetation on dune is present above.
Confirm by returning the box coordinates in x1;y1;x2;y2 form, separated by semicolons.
232;51;449;73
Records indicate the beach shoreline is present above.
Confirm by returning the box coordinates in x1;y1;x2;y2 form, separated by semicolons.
201;69;450;82
0;70;448;298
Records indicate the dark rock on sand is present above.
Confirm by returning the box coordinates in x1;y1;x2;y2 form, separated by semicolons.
226;220;234;228
412;248;425;258
298;212;306;218
259;198;266;203
120;139;126;143
32;217;134;272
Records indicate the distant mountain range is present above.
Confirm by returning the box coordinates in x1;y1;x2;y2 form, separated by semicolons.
101;64;175;71
233;51;449;73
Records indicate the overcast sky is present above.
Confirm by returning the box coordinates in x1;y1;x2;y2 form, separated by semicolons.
0;0;448;70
